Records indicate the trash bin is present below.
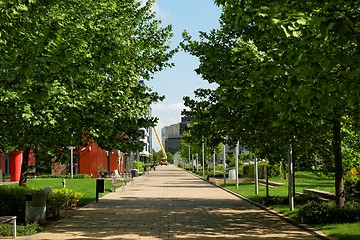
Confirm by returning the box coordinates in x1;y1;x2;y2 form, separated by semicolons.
229;169;236;180
25;187;52;224
96;178;105;202
96;178;105;193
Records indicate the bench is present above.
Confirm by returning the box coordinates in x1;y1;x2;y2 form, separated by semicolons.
0;216;16;238
303;189;336;200
114;170;132;186
258;179;285;187
111;176;125;192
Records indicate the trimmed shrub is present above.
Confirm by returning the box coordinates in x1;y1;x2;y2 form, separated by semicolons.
134;161;143;169
262;196;288;206
0;185;28;222
0;222;42;236
73;174;91;179
299;200;360;224
262;194;321;207
243;162;272;178
37;173;91;179
46;188;82;219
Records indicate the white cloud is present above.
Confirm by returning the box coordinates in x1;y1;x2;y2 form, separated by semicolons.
137;0;167;19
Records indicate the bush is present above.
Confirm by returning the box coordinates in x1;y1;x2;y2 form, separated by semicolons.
134;161;143;169
262;194;321;206
37;173;91;179
46;188;82;219
262;196;288;206
0;185;28;222
243;162;275;178
299;200;360;224
345;175;360;195
267;164;281;178
73;174;91;179
0;222;42;236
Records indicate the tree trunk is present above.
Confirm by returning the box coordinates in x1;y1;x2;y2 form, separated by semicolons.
19;146;31;187
333;114;345;208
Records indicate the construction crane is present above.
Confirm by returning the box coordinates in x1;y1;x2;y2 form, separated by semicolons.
152;127;168;164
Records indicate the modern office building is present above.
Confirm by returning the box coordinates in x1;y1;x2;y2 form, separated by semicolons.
161;117;190;154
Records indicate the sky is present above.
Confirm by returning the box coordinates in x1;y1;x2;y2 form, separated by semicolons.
145;0;222;150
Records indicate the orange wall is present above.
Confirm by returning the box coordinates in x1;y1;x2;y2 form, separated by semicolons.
79;143;123;177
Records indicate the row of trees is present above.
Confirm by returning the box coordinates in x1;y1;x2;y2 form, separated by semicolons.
180;1;360;208
0;0;175;185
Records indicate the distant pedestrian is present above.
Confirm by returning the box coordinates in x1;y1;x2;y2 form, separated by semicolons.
131;168;138;178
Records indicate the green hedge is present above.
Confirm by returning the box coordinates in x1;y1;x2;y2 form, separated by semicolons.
0;222;42;237
242;162;281;178
262;194;321;206
37;173;91;179
46;188;82;218
299;200;360;224
0;185;82;223
0;185;28;222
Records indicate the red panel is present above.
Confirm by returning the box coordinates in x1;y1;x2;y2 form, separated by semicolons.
10;151;22;182
79;143;109;177
0;152;6;174
109;152;118;173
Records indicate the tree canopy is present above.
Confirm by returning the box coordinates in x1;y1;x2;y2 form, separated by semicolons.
181;0;360;207
0;0;175;185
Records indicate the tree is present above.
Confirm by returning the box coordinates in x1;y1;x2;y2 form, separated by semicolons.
182;0;360;207
0;0;175;186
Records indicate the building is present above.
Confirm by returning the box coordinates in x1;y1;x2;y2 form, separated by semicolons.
161;117;190;154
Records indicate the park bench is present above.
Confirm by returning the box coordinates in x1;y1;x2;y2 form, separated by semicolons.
111;175;125;192
114;170;132;186
303;189;336;200
0;216;16;238
258;179;285;187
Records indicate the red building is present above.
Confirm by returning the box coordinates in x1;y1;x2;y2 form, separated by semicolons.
1;144;126;182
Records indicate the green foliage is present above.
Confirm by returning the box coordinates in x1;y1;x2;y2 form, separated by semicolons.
150;149;163;163
166;152;174;163
46;188;82;219
0;185;28;221
344;175;360;196
263;194;321;206
0;222;42;237
242;162;280;179
0;186;81;223
0;0;175;186
299;201;360;224
134;161;143;169
182;0;360;207
37;174;91;179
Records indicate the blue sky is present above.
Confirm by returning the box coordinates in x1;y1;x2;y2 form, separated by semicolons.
146;0;222;150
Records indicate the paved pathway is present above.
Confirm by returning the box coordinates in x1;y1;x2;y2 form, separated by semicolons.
18;165;329;240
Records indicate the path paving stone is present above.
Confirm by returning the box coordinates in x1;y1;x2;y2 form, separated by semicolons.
17;165;330;240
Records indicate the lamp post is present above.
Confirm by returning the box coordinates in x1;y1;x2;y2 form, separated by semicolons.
255;157;258;195
70;146;74;179
202;137;205;178
236;141;239;189
213;150;216;177
223;144;226;185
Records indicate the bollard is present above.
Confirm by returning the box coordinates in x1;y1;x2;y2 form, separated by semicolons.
96;178;105;202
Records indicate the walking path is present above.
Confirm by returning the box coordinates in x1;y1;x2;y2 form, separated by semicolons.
18;165;329;240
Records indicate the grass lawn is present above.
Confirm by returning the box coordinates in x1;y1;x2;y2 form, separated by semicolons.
27;178;122;206
220;171;360;240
